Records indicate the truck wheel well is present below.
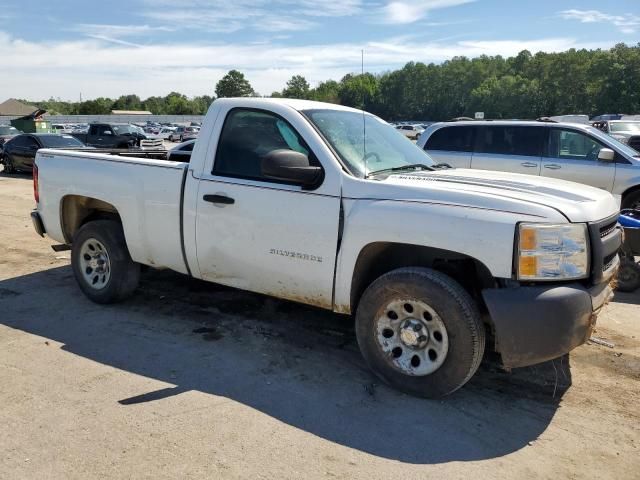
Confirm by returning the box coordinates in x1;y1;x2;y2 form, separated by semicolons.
622;185;640;206
60;195;121;243
350;242;496;313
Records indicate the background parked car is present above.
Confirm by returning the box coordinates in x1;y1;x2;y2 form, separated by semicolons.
147;127;177;140
592;120;640;150
395;124;424;140
168;126;199;142
0;124;21;154
166;139;195;162
2;133;87;173
417;120;640;208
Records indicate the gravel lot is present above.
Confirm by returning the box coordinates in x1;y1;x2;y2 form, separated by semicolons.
1;170;639;479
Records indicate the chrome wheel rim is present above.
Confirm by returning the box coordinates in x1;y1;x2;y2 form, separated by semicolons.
376;299;449;376
79;238;111;290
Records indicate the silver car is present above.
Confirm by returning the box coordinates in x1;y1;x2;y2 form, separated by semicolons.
417;120;640;209
592;120;640;147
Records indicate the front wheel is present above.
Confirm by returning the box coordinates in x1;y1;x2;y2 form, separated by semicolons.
616;253;640;292
355;267;485;398
71;220;140;303
622;190;640;210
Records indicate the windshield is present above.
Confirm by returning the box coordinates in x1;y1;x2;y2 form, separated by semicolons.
610;122;640;133
112;125;137;135
40;135;85;148
586;126;640;156
303;109;434;177
0;126;20;135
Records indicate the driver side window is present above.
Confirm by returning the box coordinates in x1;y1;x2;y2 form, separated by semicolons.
213;108;318;183
548;129;604;161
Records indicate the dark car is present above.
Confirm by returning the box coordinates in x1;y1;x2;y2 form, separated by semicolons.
71;123;147;148
2;133;86;173
166;139;195;162
0;125;21;153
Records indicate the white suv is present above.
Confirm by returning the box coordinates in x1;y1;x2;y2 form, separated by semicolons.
395;124;424;140
417;120;640;209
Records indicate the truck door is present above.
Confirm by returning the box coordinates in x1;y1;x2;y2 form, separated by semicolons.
541;128;615;191
194;108;341;309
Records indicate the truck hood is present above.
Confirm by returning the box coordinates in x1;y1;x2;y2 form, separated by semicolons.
351;168;619;223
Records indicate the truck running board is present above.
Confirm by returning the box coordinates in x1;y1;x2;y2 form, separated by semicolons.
51;244;71;252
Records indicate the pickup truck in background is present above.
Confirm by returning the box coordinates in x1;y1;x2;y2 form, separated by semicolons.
31;98;621;398
72;123;147;148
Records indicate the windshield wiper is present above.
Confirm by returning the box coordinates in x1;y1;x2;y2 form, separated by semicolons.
432;162;453;169
365;163;433;179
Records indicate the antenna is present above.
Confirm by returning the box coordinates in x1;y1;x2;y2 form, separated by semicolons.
362;49;367;178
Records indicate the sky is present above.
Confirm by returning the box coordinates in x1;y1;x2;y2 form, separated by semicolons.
0;0;638;101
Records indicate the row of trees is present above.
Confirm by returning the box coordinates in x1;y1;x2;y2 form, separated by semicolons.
25;43;640;121
26;92;215;116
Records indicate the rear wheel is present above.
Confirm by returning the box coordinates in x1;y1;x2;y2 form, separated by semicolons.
71;220;140;303
2;154;16;174
355;267;485;398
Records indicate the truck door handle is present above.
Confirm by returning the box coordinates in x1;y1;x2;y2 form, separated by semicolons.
203;194;235;205
521;162;537;167
544;164;562;170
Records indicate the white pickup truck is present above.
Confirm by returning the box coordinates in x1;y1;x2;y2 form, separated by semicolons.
31;98;622;398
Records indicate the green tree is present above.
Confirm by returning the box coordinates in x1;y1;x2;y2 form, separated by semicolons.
338;73;379;110
215;70;255;98
310;80;340;103
77;97;113;115
112;94;143;111
281;75;311;99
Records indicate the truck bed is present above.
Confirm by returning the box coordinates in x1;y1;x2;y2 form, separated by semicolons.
36;149;190;274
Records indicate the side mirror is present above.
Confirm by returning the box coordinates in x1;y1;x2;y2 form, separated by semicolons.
262;149;322;188
598;148;615;162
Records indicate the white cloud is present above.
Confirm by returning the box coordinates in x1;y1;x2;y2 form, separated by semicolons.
559;9;640;34
0;30;615;101
71;24;174;37
377;0;475;24
140;0;362;33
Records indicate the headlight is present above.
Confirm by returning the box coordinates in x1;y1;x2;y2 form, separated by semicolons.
517;223;589;281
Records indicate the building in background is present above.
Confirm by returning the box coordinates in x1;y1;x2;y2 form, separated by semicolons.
0;98;40;116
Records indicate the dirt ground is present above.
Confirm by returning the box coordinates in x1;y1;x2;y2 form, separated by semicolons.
1;170;639;479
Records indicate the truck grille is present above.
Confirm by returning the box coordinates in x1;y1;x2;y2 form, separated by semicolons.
589;214;623;284
599;221;617;239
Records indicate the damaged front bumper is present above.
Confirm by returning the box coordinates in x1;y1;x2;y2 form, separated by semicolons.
482;280;613;368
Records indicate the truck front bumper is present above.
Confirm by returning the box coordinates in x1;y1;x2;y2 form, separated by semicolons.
482;281;613;368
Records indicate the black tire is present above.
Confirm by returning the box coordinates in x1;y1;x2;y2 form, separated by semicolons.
355;267;485;398
2;154;16;174
71;220;140;304
179;135;184;142
622;190;640;210
616;255;640;292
